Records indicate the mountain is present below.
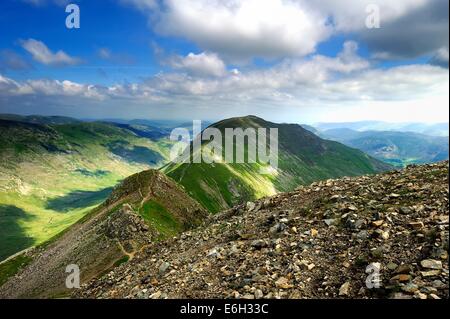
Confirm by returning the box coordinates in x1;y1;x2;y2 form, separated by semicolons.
314;121;449;137
0;169;207;298
75;162;449;299
322;128;449;167
109;122;172;140
0;114;82;125
163;116;391;213
0;118;174;261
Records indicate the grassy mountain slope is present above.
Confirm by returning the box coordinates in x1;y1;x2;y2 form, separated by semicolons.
0;169;207;298
0;119;173;261
322;128;449;167
163;116;391;212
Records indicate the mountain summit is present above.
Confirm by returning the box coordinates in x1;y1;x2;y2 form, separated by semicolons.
164;116;391;212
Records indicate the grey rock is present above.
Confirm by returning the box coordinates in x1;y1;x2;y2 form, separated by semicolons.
158;262;170;275
420;259;442;270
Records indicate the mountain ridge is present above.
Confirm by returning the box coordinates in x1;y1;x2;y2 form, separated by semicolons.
320;128;449;167
75;161;449;299
0;169;207;298
164;115;392;212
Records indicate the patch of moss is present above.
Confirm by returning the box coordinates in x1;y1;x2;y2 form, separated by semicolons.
139;200;181;236
113;255;130;267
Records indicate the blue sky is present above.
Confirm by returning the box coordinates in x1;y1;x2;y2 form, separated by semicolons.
1;0;160;84
0;0;448;123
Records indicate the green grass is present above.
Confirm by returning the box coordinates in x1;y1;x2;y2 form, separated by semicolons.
165;161;277;212
0;255;32;287
165;116;391;213
0;191;105;261
0;120;174;261
139;200;182;236
113;255;130;267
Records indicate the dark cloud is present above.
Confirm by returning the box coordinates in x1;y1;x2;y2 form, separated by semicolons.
360;0;448;59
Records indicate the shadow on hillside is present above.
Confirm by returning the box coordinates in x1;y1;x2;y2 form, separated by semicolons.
106;141;164;165
45;187;114;212
0;205;35;262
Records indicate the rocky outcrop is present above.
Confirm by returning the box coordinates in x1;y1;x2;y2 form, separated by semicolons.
76;162;449;299
0;170;207;299
0;205;153;299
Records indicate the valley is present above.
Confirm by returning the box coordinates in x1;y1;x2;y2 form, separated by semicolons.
0;169;206;298
307;124;449;167
1;0;448;303
0;116;174;261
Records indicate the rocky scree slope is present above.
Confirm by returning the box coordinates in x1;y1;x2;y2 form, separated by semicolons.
0;170;206;298
76;162;448;299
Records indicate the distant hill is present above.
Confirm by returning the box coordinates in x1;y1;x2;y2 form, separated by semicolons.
0;118;174;261
0;114;82;125
108;122;172;140
314;121;449;137
163;116;391;212
322;128;449;167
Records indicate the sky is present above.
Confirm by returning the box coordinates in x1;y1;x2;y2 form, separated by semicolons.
0;0;448;123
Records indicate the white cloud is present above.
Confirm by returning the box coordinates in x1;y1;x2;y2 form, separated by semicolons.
120;0;158;10
132;0;331;61
124;0;447;62
169;52;227;77
319;64;449;102
0;76;106;99
435;48;449;62
97;48;112;60
20;39;81;66
2;41;448;122
311;0;448;60
430;47;449;68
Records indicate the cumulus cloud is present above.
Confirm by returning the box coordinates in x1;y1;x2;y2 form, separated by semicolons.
0;76;105;99
430;48;449;68
169;52;227;77
20;39;81;66
356;0;449;60
1;42;447;116
310;0;430;32
129;0;330;61
304;0;448;60
124;0;448;62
